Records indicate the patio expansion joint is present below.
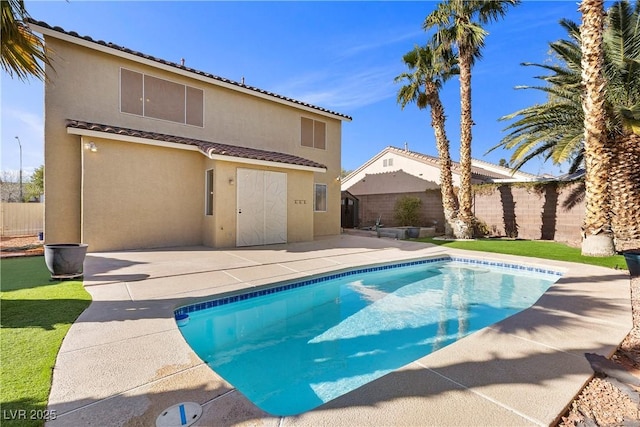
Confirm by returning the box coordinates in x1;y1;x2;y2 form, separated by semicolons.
200;388;237;408
320;257;343;265
412;360;545;426
50;362;207;419
278;263;300;273
221;250;262;264
222;269;245;283
58;327;177;355
124;281;134;301
485;326;593;360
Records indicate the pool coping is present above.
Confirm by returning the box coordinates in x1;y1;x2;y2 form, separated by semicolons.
44;235;632;427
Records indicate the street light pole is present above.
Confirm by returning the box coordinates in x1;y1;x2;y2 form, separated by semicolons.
14;136;22;202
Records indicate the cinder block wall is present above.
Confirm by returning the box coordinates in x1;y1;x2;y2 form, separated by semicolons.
352;182;584;246
473;182;584;246
357;190;445;229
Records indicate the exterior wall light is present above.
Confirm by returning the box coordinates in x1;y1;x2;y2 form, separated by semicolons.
84;142;98;152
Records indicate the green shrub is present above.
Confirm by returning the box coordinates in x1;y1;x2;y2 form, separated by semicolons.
394;196;422;226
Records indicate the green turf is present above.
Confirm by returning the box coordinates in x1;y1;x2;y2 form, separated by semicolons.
418;237;627;270
1;257;91;427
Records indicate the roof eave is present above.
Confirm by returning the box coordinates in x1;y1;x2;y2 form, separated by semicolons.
67;126;326;173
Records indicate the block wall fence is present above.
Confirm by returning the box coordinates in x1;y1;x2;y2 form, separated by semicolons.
354;182;585;246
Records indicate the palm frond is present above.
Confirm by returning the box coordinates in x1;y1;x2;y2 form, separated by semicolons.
0;0;50;81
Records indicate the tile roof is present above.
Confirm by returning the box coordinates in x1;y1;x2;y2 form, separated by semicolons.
29;19;352;121
66;120;327;170
386;146;530;181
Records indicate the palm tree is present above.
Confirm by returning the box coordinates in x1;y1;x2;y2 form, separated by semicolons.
579;0;615;256
1;0;49;81
424;0;520;239
396;44;461;237
602;1;640;245
493;0;640;247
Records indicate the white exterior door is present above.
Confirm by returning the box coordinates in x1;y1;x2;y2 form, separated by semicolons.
237;168;287;247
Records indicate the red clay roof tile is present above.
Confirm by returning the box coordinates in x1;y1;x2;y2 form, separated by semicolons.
30;19;351;121
66;120;327;170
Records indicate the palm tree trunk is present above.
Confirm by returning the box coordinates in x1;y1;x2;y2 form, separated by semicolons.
427;83;459;237
610;133;640;244
580;0;615;256
456;50;474;239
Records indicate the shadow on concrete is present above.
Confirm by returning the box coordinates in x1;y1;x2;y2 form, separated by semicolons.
83;255;150;284
35;341;620;426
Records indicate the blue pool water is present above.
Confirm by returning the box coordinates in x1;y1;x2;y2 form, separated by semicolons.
175;257;560;416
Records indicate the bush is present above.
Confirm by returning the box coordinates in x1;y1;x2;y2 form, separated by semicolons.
394;196;422;226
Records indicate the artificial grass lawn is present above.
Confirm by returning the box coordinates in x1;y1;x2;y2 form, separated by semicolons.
0;257;91;427
419;237;627;270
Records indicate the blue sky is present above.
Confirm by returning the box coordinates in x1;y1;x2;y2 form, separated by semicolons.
2;1;589;179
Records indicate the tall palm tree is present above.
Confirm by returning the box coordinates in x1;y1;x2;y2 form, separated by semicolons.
1;0;49;81
424;0;520;239
493;0;640;247
579;0;615;256
396;44;461;237
603;1;640;245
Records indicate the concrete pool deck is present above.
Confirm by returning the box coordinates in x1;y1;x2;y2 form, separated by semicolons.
45;234;632;426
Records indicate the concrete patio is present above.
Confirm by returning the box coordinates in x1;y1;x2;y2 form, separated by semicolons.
45;234;632;426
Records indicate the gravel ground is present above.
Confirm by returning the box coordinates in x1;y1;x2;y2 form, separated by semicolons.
0;234;44;257
2;235;638;424
558;274;640;427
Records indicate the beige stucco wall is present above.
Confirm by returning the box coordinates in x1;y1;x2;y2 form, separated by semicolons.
82;137;203;252
43;34;343;249
203;161;314;248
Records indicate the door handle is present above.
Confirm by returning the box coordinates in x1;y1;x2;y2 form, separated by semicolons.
238;208;242;214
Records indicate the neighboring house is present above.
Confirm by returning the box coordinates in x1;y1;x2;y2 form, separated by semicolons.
31;20;351;252
341;146;538;228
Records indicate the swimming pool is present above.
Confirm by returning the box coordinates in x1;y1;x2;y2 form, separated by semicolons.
175;256;561;416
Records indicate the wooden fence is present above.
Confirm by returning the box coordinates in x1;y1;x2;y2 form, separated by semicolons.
1;203;44;237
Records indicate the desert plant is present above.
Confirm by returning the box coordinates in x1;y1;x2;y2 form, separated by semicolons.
394;196;423;226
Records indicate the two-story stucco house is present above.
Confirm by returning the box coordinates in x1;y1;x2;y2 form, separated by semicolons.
31;20;351;252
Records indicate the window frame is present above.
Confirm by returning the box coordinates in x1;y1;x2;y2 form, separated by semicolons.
300;117;327;150
205;169;214;216
119;68;204;128
314;183;327;212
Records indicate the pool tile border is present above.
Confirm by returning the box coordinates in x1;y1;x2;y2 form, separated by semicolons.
174;256;563;317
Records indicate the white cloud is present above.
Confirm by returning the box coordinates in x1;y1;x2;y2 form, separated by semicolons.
337;29;424;59
1;107;45;172
274;64;401;111
4;108;44;137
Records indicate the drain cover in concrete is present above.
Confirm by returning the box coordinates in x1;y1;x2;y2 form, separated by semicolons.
156;402;202;427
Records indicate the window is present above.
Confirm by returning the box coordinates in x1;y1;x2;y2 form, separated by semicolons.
301;117;326;149
120;68;204;127
383;158;393;167
205;169;214;215
314;183;327;212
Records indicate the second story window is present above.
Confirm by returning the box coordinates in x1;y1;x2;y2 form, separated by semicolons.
383;158;394;167
301;117;326;150
120;68;204;127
